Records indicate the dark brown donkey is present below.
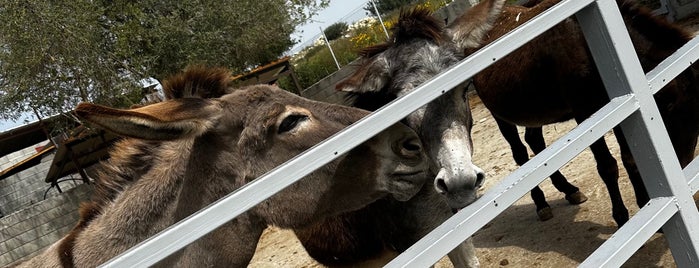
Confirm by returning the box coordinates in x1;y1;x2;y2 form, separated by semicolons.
454;0;699;225
15;67;430;267
295;0;699;265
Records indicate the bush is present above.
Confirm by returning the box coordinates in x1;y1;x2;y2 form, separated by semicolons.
324;22;348;41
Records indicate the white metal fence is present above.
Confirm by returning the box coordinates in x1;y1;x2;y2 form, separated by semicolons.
101;0;699;267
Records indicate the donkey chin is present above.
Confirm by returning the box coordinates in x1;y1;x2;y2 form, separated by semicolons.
387;162;430;201
445;190;480;214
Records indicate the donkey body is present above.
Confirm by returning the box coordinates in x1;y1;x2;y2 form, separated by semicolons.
16;67;429;267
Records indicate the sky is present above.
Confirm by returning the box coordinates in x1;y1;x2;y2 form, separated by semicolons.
0;1;373;134
0;113;35;133
289;0;371;54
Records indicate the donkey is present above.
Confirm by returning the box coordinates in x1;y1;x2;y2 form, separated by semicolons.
451;0;699;225
292;7;487;268
15;67;429;267
338;0;698;228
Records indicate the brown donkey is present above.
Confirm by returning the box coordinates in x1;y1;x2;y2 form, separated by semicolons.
15;67;429;267
450;0;698;225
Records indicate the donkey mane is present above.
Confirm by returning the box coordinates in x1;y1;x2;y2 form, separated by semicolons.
57;67;236;267
344;7;444;108
55;138;158;267
359;7;443;58
162;65;233;99
87;67;234;214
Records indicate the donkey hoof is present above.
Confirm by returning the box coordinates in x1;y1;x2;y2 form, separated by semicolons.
537;207;553;221
565;191;588;205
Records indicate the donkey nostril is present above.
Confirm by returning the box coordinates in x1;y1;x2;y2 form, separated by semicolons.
435;178;449;194
475;171;485;188
399;137;422;158
402;137;422;152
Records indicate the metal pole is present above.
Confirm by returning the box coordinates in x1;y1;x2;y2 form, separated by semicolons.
370;0;390;40
320;26;341;70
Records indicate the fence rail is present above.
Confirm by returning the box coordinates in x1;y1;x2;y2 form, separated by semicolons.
101;0;699;267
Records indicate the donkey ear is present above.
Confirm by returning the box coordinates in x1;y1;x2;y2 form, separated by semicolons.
336;56;390;93
446;0;505;50
75;98;223;140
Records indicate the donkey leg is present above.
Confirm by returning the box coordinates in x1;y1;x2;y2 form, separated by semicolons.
448;238;480;268
524;127;588;205
384;185;479;268
494;118;552;220
587;136;629;226
612;127;650;208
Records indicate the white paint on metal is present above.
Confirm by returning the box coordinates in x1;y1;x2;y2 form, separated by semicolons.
385;94;639;267
686;157;699;194
580;197;678;268
646;35;699;94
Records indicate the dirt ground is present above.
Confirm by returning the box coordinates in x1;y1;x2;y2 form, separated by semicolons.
247;92;698;267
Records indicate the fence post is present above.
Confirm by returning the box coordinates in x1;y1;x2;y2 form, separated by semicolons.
369;0;390;40
319;26;341;70
576;0;699;266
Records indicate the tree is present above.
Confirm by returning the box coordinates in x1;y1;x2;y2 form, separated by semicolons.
364;0;414;16
0;0;327;131
323;22;348;41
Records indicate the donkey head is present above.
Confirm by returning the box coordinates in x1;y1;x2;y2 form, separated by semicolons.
337;1;504;209
76;68;428;228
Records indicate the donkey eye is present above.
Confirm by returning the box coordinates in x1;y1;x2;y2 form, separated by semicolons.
278;114;308;134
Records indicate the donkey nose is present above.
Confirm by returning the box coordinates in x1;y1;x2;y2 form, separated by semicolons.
399;136;423;158
434;167;486;194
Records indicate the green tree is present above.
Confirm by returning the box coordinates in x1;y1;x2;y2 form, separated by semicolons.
364;0;414;15
323;22;348;41
0;0;327;128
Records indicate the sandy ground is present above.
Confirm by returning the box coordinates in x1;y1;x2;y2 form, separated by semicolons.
247;92;698;267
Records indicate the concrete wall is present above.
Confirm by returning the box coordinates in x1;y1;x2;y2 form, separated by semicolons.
0;143;91;266
0;184;92;266
1;142;84;217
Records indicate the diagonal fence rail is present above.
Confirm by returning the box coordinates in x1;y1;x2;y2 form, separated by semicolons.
101;0;699;267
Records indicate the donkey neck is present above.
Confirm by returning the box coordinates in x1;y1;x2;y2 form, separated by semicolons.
71;139;196;267
172;134;243;221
